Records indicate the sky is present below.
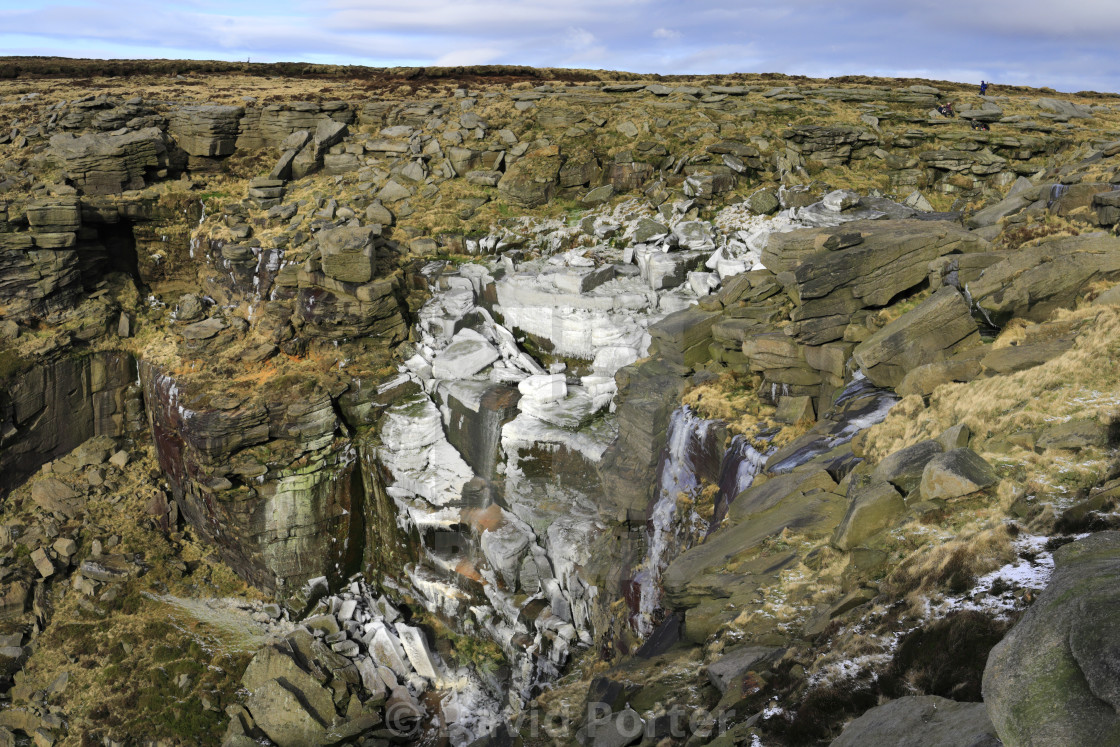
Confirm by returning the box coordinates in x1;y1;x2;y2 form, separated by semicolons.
1;0;1119;93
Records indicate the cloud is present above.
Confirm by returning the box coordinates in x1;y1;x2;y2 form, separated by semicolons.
1;0;1119;91
435;47;504;66
565;27;597;50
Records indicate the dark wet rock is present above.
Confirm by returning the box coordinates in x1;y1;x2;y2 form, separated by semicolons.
597;360;687;516
440;382;520;479
831;695;1001;747
140;362;370;600
984;531;1120;747
1;351;138;496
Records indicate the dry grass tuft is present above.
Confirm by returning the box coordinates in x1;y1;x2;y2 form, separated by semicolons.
882;525;1015;604
864;305;1120;461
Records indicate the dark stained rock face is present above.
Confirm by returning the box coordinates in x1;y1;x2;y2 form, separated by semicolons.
0;351;140;496
140;362;368;601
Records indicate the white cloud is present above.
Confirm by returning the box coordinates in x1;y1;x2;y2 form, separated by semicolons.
564;27;597;50
434;47;504;66
1;0;1119;91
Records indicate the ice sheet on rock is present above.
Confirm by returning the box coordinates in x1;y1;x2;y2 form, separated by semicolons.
580;374;617;412
673;220;715;251
480;520;534;589
378;395;472;506
396;623;446;685
389;489;463;531
517;373;567;403
716;258;751;279
689;271;720;297
518;386;598;429
406;564;473;619
439;673;504;747
592;345;639;376
494;267;669;359
366;620;411;677
546;515;603;589
455;262;494;295
419;287;477;345
431;329;501;380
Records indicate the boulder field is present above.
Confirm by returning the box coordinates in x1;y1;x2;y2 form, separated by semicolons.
0;63;1119;745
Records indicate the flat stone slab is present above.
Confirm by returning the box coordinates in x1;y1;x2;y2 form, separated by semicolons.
431;332;501;380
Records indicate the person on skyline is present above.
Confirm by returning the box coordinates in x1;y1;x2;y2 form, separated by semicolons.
980;80;989;95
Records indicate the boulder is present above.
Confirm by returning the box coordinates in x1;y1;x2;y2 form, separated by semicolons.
873;440;944;493
30;479;84;518
246;679;331;746
168;105;243;157
967;192;1033;229
764;220;989;308
1034;97;1093;119
832;477;906;550
749;189;780;215
920;448;998;500
577;708;644;747
1036;418;1110;451
984;532;1120;747
852;288;980;388
318;226;376;284
377;179;412;203
706;646;783;693
831;695;1001;747
632;217;669;243
179;317;226;341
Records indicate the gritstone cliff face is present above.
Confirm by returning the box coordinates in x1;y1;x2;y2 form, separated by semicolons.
1;62;1120;745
